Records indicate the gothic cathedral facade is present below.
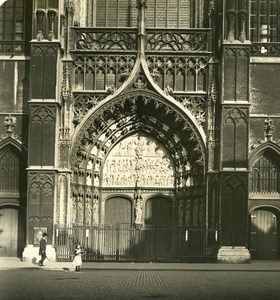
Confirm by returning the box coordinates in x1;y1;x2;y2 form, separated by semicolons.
0;0;280;262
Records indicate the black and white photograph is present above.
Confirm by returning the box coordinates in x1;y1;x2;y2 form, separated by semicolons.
0;0;280;299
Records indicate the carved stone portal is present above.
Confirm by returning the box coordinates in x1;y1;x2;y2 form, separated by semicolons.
103;134;174;188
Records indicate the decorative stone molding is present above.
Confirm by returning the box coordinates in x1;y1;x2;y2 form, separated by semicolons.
102;134;174;188
251;43;280;56
73;54;136;92
134;75;147;89
146;30;209;52
59;127;70;146
146;55;209;93
250;139;280;151
136;0;147;9
74;29;137;51
4;114;16;134
36;10;46;41
56;174;68;225
217;247;250;264
207;126;215;148
47;9;57;41
164;85;173;96
209;69;218;104
238;9;247;42
71;91;206;175
64;0;75;13
173;95;206;128
73;93;106;125
134;188;143;224
61;64;72;104
264;117;274;141
1;115;20;142
30;105;56;123
249;118;280;152
226;9;236;42
224;107;248;124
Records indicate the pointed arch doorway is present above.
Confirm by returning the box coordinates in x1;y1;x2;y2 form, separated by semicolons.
0;142;27;258
69;89;207;261
249;144;280;260
102;133;175;226
101;134;176;260
250;207;279;260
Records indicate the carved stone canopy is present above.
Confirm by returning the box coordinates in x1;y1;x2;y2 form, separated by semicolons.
71;90;206;186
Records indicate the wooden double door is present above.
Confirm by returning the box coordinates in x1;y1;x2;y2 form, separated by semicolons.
104;196;173;258
0;206;25;257
104;196;172;227
250;208;279;260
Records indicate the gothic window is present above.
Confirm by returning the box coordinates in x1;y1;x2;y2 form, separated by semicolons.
96;68;105;90
0;146;25;192
36;0;58;9
106;68;116;88
0;0;24;41
155;68;164;89
165;69;174;89
146;0;204;28
74;56;135;91
187;69;196;91
90;0;204;28
197;69;206;91
175;69;185;91
74;66;84;90
146;56;208;92
85;66;94;90
93;0;138;27
250;0;280;42
250;151;280;193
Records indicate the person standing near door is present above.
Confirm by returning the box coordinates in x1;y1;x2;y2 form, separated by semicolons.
39;232;47;266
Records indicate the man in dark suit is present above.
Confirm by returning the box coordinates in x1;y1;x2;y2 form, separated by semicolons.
39;232;47;266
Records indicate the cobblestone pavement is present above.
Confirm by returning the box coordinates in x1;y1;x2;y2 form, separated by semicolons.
1;269;280;300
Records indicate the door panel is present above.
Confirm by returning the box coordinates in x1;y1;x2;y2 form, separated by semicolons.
144;197;172;227
250;209;278;259
105;197;132;225
104;197;132;258
0;207;18;257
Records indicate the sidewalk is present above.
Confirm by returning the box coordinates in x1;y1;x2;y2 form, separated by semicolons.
1;258;280;271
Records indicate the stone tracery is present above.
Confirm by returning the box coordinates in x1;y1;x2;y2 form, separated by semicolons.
68;1;208;230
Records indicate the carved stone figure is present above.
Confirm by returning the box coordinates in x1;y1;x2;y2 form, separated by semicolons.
134;190;143;224
92;198;99;225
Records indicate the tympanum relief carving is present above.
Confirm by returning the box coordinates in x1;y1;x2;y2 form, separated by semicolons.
103;134;174;188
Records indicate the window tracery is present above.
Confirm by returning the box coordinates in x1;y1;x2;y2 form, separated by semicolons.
80;0;206;29
250;0;280;42
146;55;208;92
74;55;136;91
250;151;280;193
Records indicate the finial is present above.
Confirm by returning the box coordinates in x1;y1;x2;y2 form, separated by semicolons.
4;114;16;136
264;118;274;141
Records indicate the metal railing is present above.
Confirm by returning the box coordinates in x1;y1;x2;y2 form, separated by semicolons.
54;225;219;263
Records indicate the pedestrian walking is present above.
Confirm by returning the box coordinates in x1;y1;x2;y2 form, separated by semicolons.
72;244;83;271
38;232;47;266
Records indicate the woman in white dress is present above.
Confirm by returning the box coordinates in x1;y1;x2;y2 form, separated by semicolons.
72;244;82;271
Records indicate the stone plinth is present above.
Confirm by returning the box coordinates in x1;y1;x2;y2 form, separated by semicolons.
22;245;56;263
217;246;251;264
